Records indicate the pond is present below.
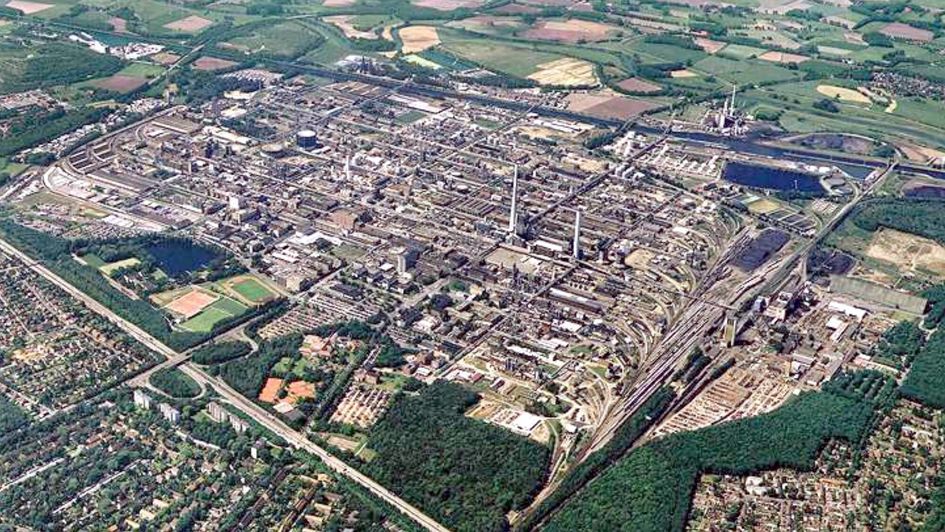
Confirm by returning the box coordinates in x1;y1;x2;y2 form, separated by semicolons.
723;161;825;194
145;240;219;277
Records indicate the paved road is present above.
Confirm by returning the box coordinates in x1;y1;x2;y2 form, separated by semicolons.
0;236;451;532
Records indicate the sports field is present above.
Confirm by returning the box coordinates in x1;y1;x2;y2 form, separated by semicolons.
232;278;275;304
179;297;248;332
214;274;280;306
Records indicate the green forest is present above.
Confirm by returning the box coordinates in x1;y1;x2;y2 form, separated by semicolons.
191;341;252;365
364;381;550;532
851;199;945;245
544;386;879;532
519;388;674;531
218;334;302;397
901;328;945;409
0;395;27;433
150;368;202;399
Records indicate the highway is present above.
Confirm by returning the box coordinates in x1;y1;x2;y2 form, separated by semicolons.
0;235;451;532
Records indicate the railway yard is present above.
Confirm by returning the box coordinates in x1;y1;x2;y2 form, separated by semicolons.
1;43;943;532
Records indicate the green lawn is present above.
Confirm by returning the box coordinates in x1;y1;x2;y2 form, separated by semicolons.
179;297;247;332
180;307;231;333
100;257;141;275
80;254;107;269
718;43;767;60
211;296;249;316
440;40;562;77
231;277;276;304
117;62;165;79
691;56;799;85
227;20;324;59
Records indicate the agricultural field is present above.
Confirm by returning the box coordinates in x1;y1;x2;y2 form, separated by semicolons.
223;20;325;59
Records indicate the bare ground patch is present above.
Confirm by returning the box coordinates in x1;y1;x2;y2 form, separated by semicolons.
411;0;482;10
521;19;617;43
324;15;379;40
528;57;597;86
192;56;238;71
93;75;149;93
5;0;52;14
758;50;808;64
866;228;945;278
163;15;213;32
617;77;662;93
399;25;440;54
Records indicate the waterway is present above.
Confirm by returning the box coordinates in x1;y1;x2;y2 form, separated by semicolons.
723;161;825;193
145;240;218;277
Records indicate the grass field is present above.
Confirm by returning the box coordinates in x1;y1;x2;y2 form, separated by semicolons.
718;43;767;60
100;257;141;275
441;40;561;77
214;274;279;306
691;56;798;85
117;62;165;78
625;42;707;65
80;253;107;269
225;20;323;59
231;278;274;303
179;297;247;332
180;307;231;333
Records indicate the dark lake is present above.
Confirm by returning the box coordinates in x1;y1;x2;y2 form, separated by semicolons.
723;161;825;193
146;240;219;277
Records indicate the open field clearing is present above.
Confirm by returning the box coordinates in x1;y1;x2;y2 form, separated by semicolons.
694;37;726;54
566;93;658;119
446;15;523;34
866;228;945;278
758;51;808;64
692;56;798;85
192;56;237;71
5;0;51;13
880;22;934;42
162;15;213;32
718;43;767;60
618;77;662;93
109;16;128;32
225;21;322;58
816;84;871;104
179;297;247;332
745;197;782;214
439;41;548;76
259;377;283;403
92;75;148;93
215;274;279;305
521;19;618;43
403;54;442;69
411;0;483;9
165;288;219;319
324;15;379;40
528;57;597;86
670;69;698;78
151;52;181;66
99;257;141;276
399;26;440;54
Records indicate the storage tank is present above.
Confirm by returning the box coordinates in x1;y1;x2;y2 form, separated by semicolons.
296;129;317;149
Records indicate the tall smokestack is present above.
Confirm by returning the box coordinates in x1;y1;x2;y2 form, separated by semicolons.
508;165;518;234
572;209;581;259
